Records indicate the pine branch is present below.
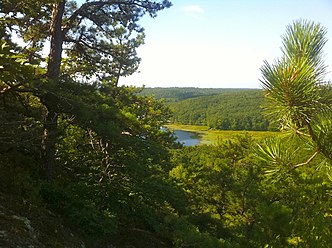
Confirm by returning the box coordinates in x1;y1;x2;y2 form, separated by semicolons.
293;128;310;137
292;150;319;169
63;0;146;35
63;0;171;35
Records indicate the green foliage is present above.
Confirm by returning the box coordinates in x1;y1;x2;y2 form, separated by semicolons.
170;135;259;245
2;8;332;248
156;215;235;248
139;87;234;101
255;19;332;247
1;2;214;246
40;183;117;240
141;88;274;131
0;40;44;170
169;134;332;247
259;19;332;171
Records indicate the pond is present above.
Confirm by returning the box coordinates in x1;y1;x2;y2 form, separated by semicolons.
173;130;200;146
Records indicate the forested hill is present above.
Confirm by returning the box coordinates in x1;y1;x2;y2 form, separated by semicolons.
141;88;276;131
140;87;254;102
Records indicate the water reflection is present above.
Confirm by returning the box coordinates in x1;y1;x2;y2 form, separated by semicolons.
173;130;200;146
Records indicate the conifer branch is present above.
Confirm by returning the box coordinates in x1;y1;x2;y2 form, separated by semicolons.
292;150;319;169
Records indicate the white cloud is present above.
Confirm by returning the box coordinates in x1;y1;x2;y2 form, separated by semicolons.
182;5;204;18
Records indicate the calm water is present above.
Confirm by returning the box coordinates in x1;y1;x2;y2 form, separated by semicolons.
174;130;200;146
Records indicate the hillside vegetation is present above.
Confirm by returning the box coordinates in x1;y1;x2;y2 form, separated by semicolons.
140;87;242;101
1;3;331;247
141;88;276;131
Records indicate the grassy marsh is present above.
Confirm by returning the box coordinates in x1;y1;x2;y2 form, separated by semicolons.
166;124;278;145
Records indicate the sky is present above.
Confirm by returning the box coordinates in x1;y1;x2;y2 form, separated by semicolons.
119;0;332;89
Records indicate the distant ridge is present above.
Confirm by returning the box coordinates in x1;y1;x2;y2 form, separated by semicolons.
140;87;262;102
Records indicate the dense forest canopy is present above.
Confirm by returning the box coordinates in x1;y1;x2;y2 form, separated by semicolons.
0;1;331;246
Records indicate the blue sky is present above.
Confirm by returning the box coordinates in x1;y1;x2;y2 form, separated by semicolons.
119;0;332;88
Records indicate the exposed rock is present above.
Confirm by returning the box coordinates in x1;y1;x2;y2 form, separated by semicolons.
0;192;86;248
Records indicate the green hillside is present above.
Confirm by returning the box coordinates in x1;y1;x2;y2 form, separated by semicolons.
139;87;251;101
141;88;276;131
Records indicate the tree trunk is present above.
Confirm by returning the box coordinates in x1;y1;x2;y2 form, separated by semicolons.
42;1;65;181
42;109;58;181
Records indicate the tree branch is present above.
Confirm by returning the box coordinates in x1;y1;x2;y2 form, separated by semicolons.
293;127;311;137
63;0;169;35
63;1;128;35
292;150;319;169
0;83;36;95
